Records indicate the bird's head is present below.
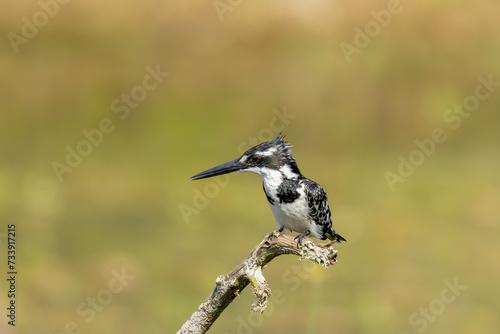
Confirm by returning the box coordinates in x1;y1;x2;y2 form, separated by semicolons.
191;133;301;181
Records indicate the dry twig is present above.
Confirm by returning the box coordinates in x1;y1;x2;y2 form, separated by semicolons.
176;232;339;334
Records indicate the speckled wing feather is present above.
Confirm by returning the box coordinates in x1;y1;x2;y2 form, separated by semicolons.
302;179;346;242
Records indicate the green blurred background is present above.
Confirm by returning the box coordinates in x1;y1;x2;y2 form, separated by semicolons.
1;0;499;333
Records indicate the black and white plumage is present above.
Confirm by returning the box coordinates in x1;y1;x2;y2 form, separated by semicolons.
191;133;346;246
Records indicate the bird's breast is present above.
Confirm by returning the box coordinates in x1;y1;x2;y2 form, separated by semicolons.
268;195;312;233
263;181;312;233
262;175;302;204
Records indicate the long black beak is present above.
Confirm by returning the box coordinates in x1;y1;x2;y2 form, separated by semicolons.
190;159;246;180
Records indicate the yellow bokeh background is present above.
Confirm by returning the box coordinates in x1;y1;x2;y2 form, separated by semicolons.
1;1;499;333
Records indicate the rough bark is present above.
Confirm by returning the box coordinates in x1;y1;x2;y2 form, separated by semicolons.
176;232;340;334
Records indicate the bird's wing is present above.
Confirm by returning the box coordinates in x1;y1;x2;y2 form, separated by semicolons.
302;179;332;229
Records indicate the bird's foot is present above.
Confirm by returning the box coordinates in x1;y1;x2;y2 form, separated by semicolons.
294;230;311;247
266;227;284;242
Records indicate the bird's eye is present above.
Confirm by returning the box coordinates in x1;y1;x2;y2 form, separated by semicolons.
249;155;260;163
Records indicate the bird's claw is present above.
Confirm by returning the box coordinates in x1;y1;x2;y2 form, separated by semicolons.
267;227;285;242
294;230;311;247
266;229;281;242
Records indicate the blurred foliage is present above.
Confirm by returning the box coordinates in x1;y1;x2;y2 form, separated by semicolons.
1;0;499;333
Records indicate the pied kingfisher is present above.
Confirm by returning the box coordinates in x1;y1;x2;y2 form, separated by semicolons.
191;133;346;246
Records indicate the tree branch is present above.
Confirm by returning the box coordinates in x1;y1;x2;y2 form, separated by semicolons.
176;232;340;334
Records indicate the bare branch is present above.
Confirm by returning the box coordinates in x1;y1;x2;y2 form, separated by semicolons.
176;232;339;334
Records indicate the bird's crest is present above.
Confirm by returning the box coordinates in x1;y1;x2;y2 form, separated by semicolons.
242;132;300;175
271;132;296;164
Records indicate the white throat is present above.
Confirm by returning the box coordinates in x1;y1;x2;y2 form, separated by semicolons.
239;165;299;189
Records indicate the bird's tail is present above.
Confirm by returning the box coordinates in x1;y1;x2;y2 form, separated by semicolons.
326;229;346;243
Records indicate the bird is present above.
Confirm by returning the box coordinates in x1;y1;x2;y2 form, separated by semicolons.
190;133;346;246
